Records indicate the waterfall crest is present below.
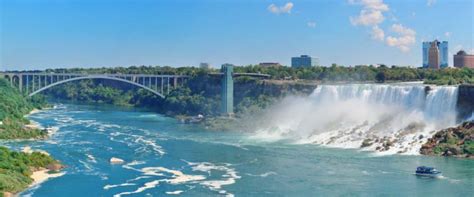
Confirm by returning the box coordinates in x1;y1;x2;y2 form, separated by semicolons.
253;84;459;155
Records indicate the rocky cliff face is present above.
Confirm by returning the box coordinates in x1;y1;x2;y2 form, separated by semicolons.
420;121;474;158
457;85;474;121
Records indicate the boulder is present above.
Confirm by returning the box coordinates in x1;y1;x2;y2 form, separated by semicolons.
47;163;63;171
110;157;124;164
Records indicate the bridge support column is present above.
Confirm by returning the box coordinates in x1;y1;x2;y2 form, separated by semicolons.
18;74;23;92
221;64;234;116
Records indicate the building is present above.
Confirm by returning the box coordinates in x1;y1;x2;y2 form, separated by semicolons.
428;41;440;69
453;50;474;68
258;62;281;67
423;40;448;68
291;55;319;68
199;63;210;69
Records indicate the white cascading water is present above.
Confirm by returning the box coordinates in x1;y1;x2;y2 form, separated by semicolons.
252;83;459;155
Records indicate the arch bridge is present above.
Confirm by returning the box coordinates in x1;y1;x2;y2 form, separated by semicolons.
0;73;189;98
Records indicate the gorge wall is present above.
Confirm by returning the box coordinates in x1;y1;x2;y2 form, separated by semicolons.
457;84;474;121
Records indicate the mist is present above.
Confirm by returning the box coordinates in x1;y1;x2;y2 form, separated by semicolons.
249;84;459;155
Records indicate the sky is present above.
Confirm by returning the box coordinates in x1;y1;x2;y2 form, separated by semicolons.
0;0;473;70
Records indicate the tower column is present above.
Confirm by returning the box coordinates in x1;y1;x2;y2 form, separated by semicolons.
221;64;234;116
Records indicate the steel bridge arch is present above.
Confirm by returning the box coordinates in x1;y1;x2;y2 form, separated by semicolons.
28;75;165;98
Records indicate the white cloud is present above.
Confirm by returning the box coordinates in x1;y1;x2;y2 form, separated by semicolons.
350;9;385;26
349;0;416;53
444;32;451;37
349;0;389;11
268;2;294;14
470;49;474;54
349;0;389;26
371;25;385;41
427;0;436;6
307;21;316;28
385;24;416;52
391;24;416;36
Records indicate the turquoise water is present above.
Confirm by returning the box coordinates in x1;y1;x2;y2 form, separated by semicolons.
2;103;473;196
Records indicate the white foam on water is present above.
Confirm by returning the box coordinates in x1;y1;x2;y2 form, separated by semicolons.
104;183;137;190
113;180;160;197
108;131;166;156
166;190;184;195
127;176;152;182
142;167;206;184
186;161;240;196
86;154;97;163
134;136;166;156
245;171;277;177
110;160;240;197
252;84;460;155
111;165;205;197
78;160;94;171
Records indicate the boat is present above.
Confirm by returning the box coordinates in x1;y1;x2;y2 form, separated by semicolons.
415;166;442;177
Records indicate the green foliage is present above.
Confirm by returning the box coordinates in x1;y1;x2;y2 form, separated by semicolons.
0;79;47;139
433;146;444;155
445;133;459;145
462;140;474;154
375;71;386;83
0;147;60;194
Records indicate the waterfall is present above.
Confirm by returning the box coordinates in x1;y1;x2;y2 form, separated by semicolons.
252;83;459;155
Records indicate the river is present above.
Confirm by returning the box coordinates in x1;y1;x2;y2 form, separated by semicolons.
0;101;471;196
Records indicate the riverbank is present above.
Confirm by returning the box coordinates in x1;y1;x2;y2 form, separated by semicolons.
29;169;65;189
0;146;64;196
22;147;65;195
2;164;65;197
0;79;64;195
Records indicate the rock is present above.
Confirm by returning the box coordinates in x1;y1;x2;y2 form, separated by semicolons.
443;150;453;156
47;163;63;171
22;146;33;154
420;121;474;158
110;157;124;164
361;139;373;148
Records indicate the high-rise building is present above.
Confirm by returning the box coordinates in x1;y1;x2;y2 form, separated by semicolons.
453;50;474;68
291;55;319;68
423;40;448;68
428;42;440;69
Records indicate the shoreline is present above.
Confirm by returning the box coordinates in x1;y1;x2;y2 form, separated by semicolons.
28;169;66;189
20;107;65;195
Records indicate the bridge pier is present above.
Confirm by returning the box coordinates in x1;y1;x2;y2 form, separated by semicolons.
221;64;234;116
18;74;23;92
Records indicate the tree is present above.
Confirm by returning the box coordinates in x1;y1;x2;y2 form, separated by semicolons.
375;71;386;83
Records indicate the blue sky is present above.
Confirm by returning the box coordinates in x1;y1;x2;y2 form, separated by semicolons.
0;0;473;70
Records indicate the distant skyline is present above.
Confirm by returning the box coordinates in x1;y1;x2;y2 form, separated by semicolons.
1;0;473;71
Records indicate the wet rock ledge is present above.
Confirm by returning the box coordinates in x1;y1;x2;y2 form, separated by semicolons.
420;121;474;158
